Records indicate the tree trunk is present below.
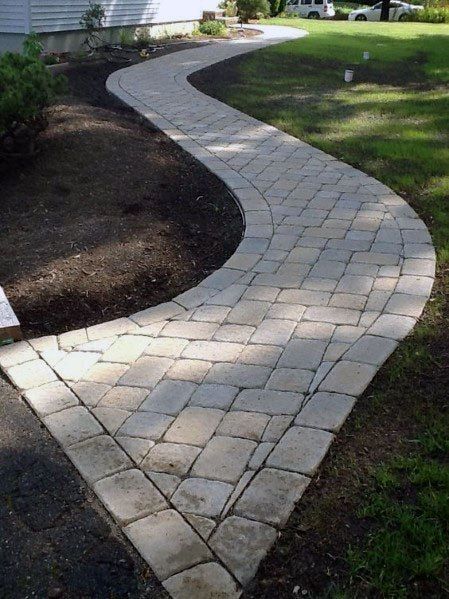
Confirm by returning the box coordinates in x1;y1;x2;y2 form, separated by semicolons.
380;0;390;20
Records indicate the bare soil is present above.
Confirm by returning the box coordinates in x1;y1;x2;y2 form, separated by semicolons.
0;45;243;338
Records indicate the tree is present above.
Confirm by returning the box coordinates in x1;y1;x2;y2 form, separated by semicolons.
380;0;390;20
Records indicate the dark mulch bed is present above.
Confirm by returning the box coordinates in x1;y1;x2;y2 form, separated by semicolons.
0;44;243;339
0;376;168;599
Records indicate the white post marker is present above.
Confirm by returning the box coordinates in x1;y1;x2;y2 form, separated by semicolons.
363;51;370;60
344;69;354;82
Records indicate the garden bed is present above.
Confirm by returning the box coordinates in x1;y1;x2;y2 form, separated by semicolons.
0;45;243;338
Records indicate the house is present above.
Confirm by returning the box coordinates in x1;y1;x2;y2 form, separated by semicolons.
0;0;220;52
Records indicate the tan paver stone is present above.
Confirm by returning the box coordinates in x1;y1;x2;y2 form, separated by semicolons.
116;436;154;464
101;335;150;363
92;407;130;435
98;386;147;410
146;472;181;499
237;344;283;367
205;363;272;388
184;515;216;541
344;335;398;365
213;324;255;343
266;368;314;393
7;359;57;390
295;392;356;432
66;435;131;483
171;478;233;517
84;362;129;385
163;562;241;599
235;467;310;526
266;426;334;475
0;341;37;368
233;389;302;415
182;340;244;362
118;356;173;388
59;328;88;349
210;516;277;585
125;509;212;580
164;407;224;446
189;384;238;410
262;415;294;442
250;319;296;346
319;361;377;396
117;411;173;441
140;380;197;415
191;436;256;483
226;300;270;326
87;317;138;341
165;359;212;383
72;381;111;407
24;382;79;417
94;469;167;525
145;337;189;358
53;351;101;381
43;406;103;447
217;411;270;441
278;338;327;370
142;443;201;476
161;321;218;340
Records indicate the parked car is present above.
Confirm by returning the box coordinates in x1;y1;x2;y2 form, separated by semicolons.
348;1;423;20
285;0;336;19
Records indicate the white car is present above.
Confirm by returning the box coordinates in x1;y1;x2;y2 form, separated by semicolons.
286;0;336;19
348;1;423;21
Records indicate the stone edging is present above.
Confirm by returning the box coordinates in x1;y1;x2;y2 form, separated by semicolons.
0;25;435;598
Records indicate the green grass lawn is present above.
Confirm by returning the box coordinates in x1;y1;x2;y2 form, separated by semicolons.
194;19;449;597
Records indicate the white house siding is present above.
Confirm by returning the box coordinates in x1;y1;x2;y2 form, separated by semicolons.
0;1;27;34
29;0;219;33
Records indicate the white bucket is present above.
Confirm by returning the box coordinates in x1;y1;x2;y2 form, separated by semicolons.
363;51;370;60
344;69;354;83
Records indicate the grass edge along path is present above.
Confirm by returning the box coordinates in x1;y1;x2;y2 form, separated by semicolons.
191;19;449;597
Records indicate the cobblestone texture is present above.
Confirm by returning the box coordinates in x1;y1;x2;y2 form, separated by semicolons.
0;25;435;599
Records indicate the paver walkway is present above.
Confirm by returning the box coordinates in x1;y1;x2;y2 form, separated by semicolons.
0;25;435;598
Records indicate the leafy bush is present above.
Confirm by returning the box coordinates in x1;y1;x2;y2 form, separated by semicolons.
334;5;353;18
219;0;239;16
134;27;154;48
119;27;135;47
198;20;228;35
405;6;449;21
237;0;271;20
79;2;106;51
269;0;281;15
0;35;65;156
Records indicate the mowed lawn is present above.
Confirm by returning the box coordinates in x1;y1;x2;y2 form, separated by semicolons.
194;20;449;597
204;19;449;259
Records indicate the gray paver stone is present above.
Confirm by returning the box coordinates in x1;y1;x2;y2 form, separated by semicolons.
210;516;277;585
125;509;212;580
235;467;310;526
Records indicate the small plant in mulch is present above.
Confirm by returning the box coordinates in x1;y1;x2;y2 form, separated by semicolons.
0;34;66;158
79;2;106;53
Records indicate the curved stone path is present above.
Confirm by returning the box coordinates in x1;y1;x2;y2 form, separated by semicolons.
1;25;435;598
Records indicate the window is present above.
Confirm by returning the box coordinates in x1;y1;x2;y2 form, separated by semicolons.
373;2;382;8
301;0;312;5
315;0;324;5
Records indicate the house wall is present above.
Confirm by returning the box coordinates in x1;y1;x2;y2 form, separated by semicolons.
0;0;219;52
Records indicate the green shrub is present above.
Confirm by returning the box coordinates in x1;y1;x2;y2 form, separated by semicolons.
0;35;65;156
237;0;271;20
219;0;238;16
198;20;228;36
334;5;353;18
269;0;281;15
119;27;135;47
79;2;105;51
405;6;449;21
